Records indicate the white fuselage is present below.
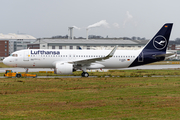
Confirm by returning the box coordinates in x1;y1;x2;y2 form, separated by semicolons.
3;49;141;69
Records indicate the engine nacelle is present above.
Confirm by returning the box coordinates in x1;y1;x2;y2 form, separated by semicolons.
54;62;73;75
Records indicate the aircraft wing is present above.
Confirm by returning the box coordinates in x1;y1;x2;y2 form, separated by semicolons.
69;45;118;65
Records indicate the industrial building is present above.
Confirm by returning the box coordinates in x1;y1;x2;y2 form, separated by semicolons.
28;38;148;50
27;26;146;50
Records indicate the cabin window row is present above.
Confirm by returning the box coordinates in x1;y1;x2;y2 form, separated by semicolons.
30;55;135;58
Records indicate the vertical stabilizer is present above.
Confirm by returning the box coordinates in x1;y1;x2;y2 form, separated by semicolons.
129;23;173;67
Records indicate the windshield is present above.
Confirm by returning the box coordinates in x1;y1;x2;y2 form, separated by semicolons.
10;54;18;57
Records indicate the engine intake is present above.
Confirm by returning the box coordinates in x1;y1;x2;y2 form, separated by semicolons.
54;62;73;75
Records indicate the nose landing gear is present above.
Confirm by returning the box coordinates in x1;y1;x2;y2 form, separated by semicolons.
25;68;29;73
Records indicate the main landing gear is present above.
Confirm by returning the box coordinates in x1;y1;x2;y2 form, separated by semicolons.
81;72;89;77
81;66;89;77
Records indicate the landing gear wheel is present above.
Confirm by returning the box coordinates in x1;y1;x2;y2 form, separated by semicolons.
16;74;21;78
81;72;89;77
84;72;89;77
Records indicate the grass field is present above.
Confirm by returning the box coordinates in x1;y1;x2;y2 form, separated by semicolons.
1;62;180;119
1;77;180;119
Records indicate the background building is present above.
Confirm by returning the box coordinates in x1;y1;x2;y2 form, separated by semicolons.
0;40;9;58
0;33;36;56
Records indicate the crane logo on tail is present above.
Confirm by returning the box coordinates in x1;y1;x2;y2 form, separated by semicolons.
153;35;167;50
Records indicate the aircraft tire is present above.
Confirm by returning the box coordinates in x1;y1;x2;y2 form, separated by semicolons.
81;72;89;77
16;74;21;78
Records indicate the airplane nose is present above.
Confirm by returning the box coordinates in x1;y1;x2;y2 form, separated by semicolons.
3;58;8;65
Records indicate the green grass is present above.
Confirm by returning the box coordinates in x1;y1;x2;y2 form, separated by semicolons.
1;77;180;119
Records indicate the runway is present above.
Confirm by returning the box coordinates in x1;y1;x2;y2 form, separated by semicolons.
1;65;180;73
1;75;180;79
121;64;180;70
0;76;82;78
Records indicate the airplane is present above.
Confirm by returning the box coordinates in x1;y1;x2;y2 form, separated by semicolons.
3;23;173;77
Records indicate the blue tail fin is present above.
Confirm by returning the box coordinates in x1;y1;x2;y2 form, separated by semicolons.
129;23;173;67
143;23;173;52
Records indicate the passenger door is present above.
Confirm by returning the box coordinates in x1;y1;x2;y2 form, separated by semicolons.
23;50;29;61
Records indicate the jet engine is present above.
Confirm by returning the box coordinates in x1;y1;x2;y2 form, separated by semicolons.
54;62;73;75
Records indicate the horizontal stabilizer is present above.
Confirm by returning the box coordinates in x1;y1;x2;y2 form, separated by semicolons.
153;53;175;58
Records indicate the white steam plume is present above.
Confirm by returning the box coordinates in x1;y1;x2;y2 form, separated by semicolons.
72;26;81;30
123;11;137;27
113;23;120;28
87;20;109;29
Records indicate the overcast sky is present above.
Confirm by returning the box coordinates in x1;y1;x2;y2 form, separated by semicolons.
0;0;180;40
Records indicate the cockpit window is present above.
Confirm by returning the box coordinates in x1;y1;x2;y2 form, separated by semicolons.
12;54;18;57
